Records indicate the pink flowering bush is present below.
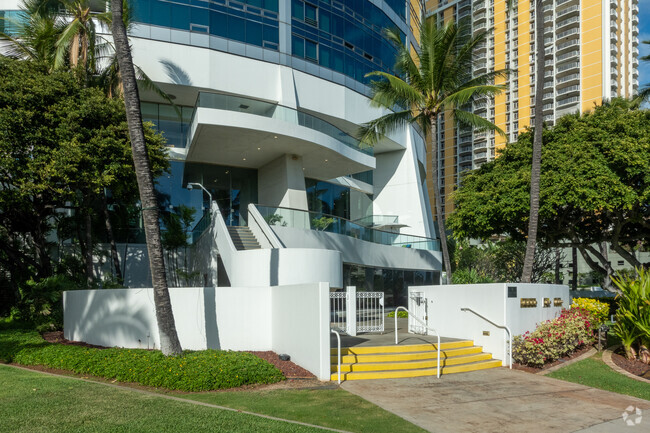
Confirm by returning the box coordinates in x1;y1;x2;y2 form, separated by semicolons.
512;308;596;368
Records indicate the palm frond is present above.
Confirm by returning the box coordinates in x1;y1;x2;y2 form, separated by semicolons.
135;65;181;117
358;109;415;145
366;71;424;109
453;109;505;136
442;84;506;108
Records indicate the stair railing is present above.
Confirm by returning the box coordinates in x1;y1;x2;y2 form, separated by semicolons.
394;306;441;378
460;307;512;369
331;329;341;384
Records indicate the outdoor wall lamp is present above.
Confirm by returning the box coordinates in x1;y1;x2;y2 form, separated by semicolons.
186;182;213;204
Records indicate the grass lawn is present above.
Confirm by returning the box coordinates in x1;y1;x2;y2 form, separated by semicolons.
181;389;426;433
0;365;323;433
547;353;650;401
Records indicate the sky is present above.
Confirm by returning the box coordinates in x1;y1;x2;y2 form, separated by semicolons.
638;0;650;92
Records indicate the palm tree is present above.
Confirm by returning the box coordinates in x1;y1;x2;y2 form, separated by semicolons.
110;0;182;356
520;0;544;283
633;40;650;103
360;20;506;284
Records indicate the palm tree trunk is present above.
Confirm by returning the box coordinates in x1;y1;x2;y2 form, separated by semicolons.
521;0;544;283
110;0;182;356
85;210;93;287
430;115;452;284
101;194;123;285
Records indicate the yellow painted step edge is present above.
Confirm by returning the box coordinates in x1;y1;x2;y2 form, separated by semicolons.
331;353;493;373
330;341;474;356
330;360;502;381
331;346;483;364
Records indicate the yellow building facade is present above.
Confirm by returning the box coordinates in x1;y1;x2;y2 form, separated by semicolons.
424;0;639;220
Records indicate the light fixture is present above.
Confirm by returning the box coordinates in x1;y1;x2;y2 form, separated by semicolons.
243;157;247;161
273;135;278;139
186;182;213;204
257;147;261;150
325;159;328;162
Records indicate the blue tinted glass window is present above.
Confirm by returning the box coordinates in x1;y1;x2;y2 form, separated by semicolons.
246;0;262;7
246;20;263;46
305;3;317;24
228;15;246;42
305;39;317;61
332;48;344;73
132;0;150;23
263;25;278;44
264;0;278;12
150;2;171;27
210;11;227;37
319;45;331;68
292;35;304;57
190;7;209;27
291;0;304;20
319;10;330;32
170;4;190;30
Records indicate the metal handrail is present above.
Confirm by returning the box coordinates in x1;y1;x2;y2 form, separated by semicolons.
394;306;441;378
460;307;512;369
331;329;341;384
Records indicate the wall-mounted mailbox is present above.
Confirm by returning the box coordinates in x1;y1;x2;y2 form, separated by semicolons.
544;298;551;308
520;298;537;308
483;331;490;336
554;298;563;307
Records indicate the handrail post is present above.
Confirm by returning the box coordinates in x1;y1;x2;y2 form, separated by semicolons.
331;329;341;384
394;306;440;379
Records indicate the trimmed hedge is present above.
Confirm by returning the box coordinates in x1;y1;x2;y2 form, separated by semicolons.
0;330;284;391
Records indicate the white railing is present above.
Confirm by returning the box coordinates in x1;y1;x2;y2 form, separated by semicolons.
331;329;341;384
460;307;512;368
210;201;237;277
394;306;441;378
330;292;347;332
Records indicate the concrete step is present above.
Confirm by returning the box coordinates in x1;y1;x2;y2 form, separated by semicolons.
331;345;484;365
329;359;502;381
330;341;474;356
227;226;261;251
331;352;493;373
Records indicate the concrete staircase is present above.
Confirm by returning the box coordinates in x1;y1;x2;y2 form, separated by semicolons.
227;226;261;251
330;340;501;381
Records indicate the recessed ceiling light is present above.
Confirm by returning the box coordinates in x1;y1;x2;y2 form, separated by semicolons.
243;157;247;161
257;147;261;150
274;135;278;139
325;159;328;162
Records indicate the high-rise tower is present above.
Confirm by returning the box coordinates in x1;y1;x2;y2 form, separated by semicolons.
425;0;639;219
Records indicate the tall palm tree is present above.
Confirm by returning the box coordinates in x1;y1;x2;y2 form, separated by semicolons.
111;0;182;356
521;0;544;283
360;20;506;284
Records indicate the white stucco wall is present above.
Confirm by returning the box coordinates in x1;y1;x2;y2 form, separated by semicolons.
409;284;570;365
63;283;332;380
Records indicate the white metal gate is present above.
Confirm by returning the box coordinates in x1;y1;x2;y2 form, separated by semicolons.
329;288;384;334
408;291;428;334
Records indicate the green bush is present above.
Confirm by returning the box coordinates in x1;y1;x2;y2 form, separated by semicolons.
387;310;408;318
512;308;595;368
451;268;494;284
12;275;78;332
571;298;609;326
0;330;284;391
611;268;650;361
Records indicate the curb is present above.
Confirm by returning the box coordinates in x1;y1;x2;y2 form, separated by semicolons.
537;347;597;375
602;345;650;385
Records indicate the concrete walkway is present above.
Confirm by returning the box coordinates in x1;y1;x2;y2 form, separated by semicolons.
342;368;650;433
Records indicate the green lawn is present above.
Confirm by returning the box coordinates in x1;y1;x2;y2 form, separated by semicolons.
181;389;426;433
0;365;323;433
547;353;650;401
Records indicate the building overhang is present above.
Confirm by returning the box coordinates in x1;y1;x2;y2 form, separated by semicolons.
185;108;375;179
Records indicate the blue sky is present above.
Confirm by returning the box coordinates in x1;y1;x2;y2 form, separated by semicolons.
638;0;650;91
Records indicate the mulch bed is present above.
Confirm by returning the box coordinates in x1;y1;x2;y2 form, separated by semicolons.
512;344;593;374
612;348;650;380
40;332;315;379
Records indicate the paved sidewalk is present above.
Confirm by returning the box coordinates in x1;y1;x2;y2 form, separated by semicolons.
342;368;650;433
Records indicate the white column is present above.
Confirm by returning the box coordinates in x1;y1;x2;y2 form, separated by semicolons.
346;285;357;336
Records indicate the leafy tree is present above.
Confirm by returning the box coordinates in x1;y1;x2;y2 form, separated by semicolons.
111;0;182;356
449;99;650;288
360;19;506;283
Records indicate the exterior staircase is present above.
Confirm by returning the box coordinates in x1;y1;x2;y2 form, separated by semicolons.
227;226;261;251
330;340;501;381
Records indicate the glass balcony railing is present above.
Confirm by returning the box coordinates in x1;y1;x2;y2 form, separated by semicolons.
256;205;440;251
188;92;373;156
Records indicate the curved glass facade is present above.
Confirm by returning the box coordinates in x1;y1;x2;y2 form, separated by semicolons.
131;0;409;89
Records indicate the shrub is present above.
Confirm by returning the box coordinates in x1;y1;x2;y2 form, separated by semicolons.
12;275;78;332
512;308;595;368
611;268;650;362
571;298;609;326
0;330;284;391
387;310;408;318
451;268;494;284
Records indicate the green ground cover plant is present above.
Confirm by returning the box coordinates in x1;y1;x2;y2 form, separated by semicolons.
0;365;321;433
512;308;595;367
0;330;283;391
548;354;650;401
387;310;408;318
